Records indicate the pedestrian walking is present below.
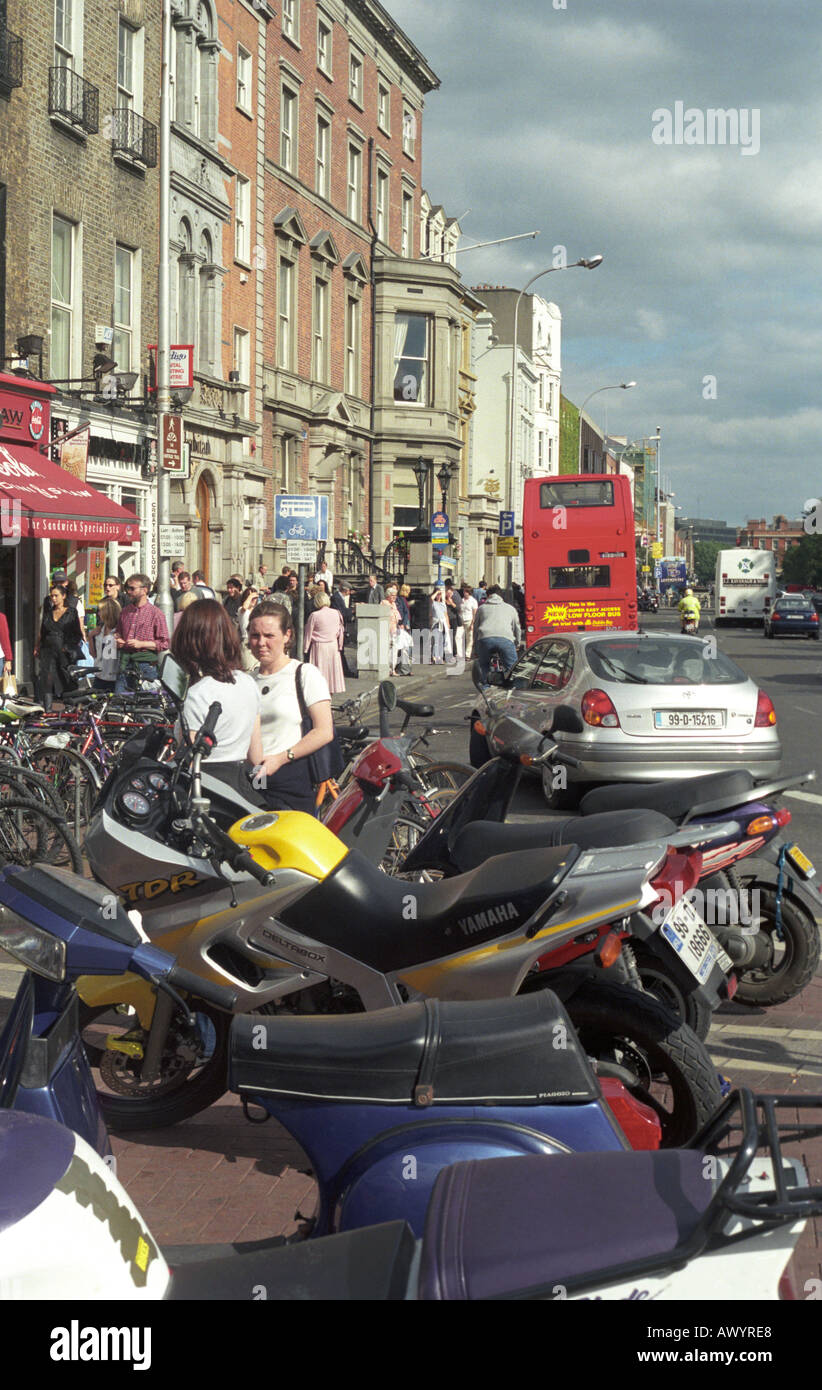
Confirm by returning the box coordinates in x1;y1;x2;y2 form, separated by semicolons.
459;584;478;658
430;587;452;663
304;591;345;693
247;602;334;814
34;583;83;710
366;572;385;604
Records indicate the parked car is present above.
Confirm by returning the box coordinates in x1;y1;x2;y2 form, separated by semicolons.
764;597;820;639
476;631;781;804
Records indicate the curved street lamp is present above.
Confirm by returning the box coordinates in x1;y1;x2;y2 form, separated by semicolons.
577;381;637;473
506;254;603;586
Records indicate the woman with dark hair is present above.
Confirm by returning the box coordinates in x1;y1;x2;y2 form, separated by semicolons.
247;601;333;814
171;599;261;797
34;584;83;711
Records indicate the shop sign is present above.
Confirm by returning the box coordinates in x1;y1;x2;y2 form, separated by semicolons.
59;426;90;482
147;344;194;391
0;387;51;446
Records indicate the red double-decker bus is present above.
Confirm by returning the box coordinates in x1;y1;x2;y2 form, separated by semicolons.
522;473;637;645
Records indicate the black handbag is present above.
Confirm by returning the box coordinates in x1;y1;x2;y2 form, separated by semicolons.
294;663;345;785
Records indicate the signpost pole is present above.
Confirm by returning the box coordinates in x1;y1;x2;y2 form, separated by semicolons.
155;0;174;634
296;564;306;660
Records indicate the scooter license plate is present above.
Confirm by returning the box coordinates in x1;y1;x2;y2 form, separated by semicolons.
787;844;816;878
659;896;723;984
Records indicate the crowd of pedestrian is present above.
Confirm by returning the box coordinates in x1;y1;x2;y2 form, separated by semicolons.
20;553;526;808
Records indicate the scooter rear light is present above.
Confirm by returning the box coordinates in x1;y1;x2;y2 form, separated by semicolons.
599;1079;661;1151
725;972;738;1000
755;690;777;727
473;719;487;736
594;931;622;969
746;814;777;837
776;808;792;828
582;689;620;728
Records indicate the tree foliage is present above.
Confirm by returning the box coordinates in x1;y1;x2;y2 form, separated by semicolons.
781;536;822;587
693;540;723;586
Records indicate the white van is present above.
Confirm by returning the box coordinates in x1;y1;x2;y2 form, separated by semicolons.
715;548;776;625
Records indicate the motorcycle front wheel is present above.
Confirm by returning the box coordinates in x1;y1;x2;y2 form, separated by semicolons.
78;999;231;1132
522;976;722;1147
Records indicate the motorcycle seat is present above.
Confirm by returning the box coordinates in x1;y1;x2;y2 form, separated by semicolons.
450;809;677;873
397;698;434;719
419;1148;713;1299
579;769;755;821
280;844;578;975
229;990;599;1105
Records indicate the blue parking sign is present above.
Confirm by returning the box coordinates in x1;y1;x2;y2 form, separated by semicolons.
499;511;515;537
275;495;328;542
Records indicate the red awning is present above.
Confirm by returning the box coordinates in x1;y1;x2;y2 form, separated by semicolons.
0;442;140;544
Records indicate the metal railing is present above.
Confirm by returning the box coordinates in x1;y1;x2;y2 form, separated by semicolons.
48;66;99;135
382;536;409;581
0;24;22;94
110;107;158;167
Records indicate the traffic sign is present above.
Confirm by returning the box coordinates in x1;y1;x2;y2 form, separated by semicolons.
275;495;328;542
286;540;318;565
651;541;663;559
159;525;186;556
499;511;515;537
496;537;520;557
641;564;651;572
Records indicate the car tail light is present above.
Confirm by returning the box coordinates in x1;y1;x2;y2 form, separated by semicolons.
812;612;819;623
582;689;620;728
755;690;777;727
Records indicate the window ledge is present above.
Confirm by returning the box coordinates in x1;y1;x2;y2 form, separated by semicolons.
235;102;253;120
49;112;88;144
348;94;364;113
234;257;253;272
282;33;302;52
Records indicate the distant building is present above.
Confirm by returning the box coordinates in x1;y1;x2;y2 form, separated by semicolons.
678;517;739;547
737;515;804;567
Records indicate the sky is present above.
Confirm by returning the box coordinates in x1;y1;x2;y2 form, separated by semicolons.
386;0;821;526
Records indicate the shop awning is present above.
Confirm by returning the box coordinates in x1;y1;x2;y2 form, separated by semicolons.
0;442;140;544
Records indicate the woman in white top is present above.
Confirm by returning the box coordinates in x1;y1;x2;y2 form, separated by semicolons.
247;601;333;815
92;597;121;691
171;599;261;799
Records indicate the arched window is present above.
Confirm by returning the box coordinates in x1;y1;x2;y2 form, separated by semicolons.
198;228;215;375
195;1;218;145
177;218;194;345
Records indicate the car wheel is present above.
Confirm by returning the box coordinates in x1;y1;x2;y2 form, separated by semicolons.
540;764;581;810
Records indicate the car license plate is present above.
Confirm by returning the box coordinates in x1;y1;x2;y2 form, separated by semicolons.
659;896;724;983
653;710;725;730
787;844;816;878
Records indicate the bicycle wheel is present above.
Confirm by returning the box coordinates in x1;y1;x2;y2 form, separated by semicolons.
27;746;99;838
0;759;66;820
0;798;83;874
379;816;429;874
411;759;474;793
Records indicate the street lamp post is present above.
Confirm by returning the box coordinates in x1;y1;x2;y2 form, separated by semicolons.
576;382;637;474
506;254;603;589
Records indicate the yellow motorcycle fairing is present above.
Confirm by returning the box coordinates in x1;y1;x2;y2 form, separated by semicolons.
78;971;158;1029
228;810;347;878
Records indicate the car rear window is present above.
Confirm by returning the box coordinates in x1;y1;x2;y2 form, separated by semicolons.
586;639;747;686
775;599;812;612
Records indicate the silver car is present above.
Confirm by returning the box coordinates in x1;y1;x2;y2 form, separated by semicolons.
480;632;781;803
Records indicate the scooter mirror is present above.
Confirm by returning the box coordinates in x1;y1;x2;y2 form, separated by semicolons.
158;652;189;704
378;680;397;711
550;704;585;736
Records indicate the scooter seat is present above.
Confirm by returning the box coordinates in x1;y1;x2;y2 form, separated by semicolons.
397;698;434;718
419;1148;713;1299
280;844;577;975
229;991;599;1105
579;769;755;821
450;809;677;873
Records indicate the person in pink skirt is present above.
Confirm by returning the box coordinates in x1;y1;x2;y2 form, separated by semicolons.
304;591;345;693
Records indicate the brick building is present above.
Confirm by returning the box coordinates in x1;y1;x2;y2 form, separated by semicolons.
260;0;447;571
737;514;803;569
0;0;162;676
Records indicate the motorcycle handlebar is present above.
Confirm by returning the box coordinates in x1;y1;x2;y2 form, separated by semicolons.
166;965;238;1012
195;813;277;888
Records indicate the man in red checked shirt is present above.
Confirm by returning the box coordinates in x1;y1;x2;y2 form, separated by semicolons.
114;574;169;693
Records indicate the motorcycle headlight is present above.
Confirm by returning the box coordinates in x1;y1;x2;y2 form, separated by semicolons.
0;905;66;981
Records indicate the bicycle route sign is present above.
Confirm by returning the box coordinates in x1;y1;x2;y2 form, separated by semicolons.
275;495;328;542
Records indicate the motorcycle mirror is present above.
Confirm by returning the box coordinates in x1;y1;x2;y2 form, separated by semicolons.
550;704;585;736
378;680;397;711
158;652;189;704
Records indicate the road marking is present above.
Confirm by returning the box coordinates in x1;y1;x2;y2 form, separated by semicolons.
796;707;817;716
784;790;822;806
712;1056;822;1076
712;1024;822;1042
